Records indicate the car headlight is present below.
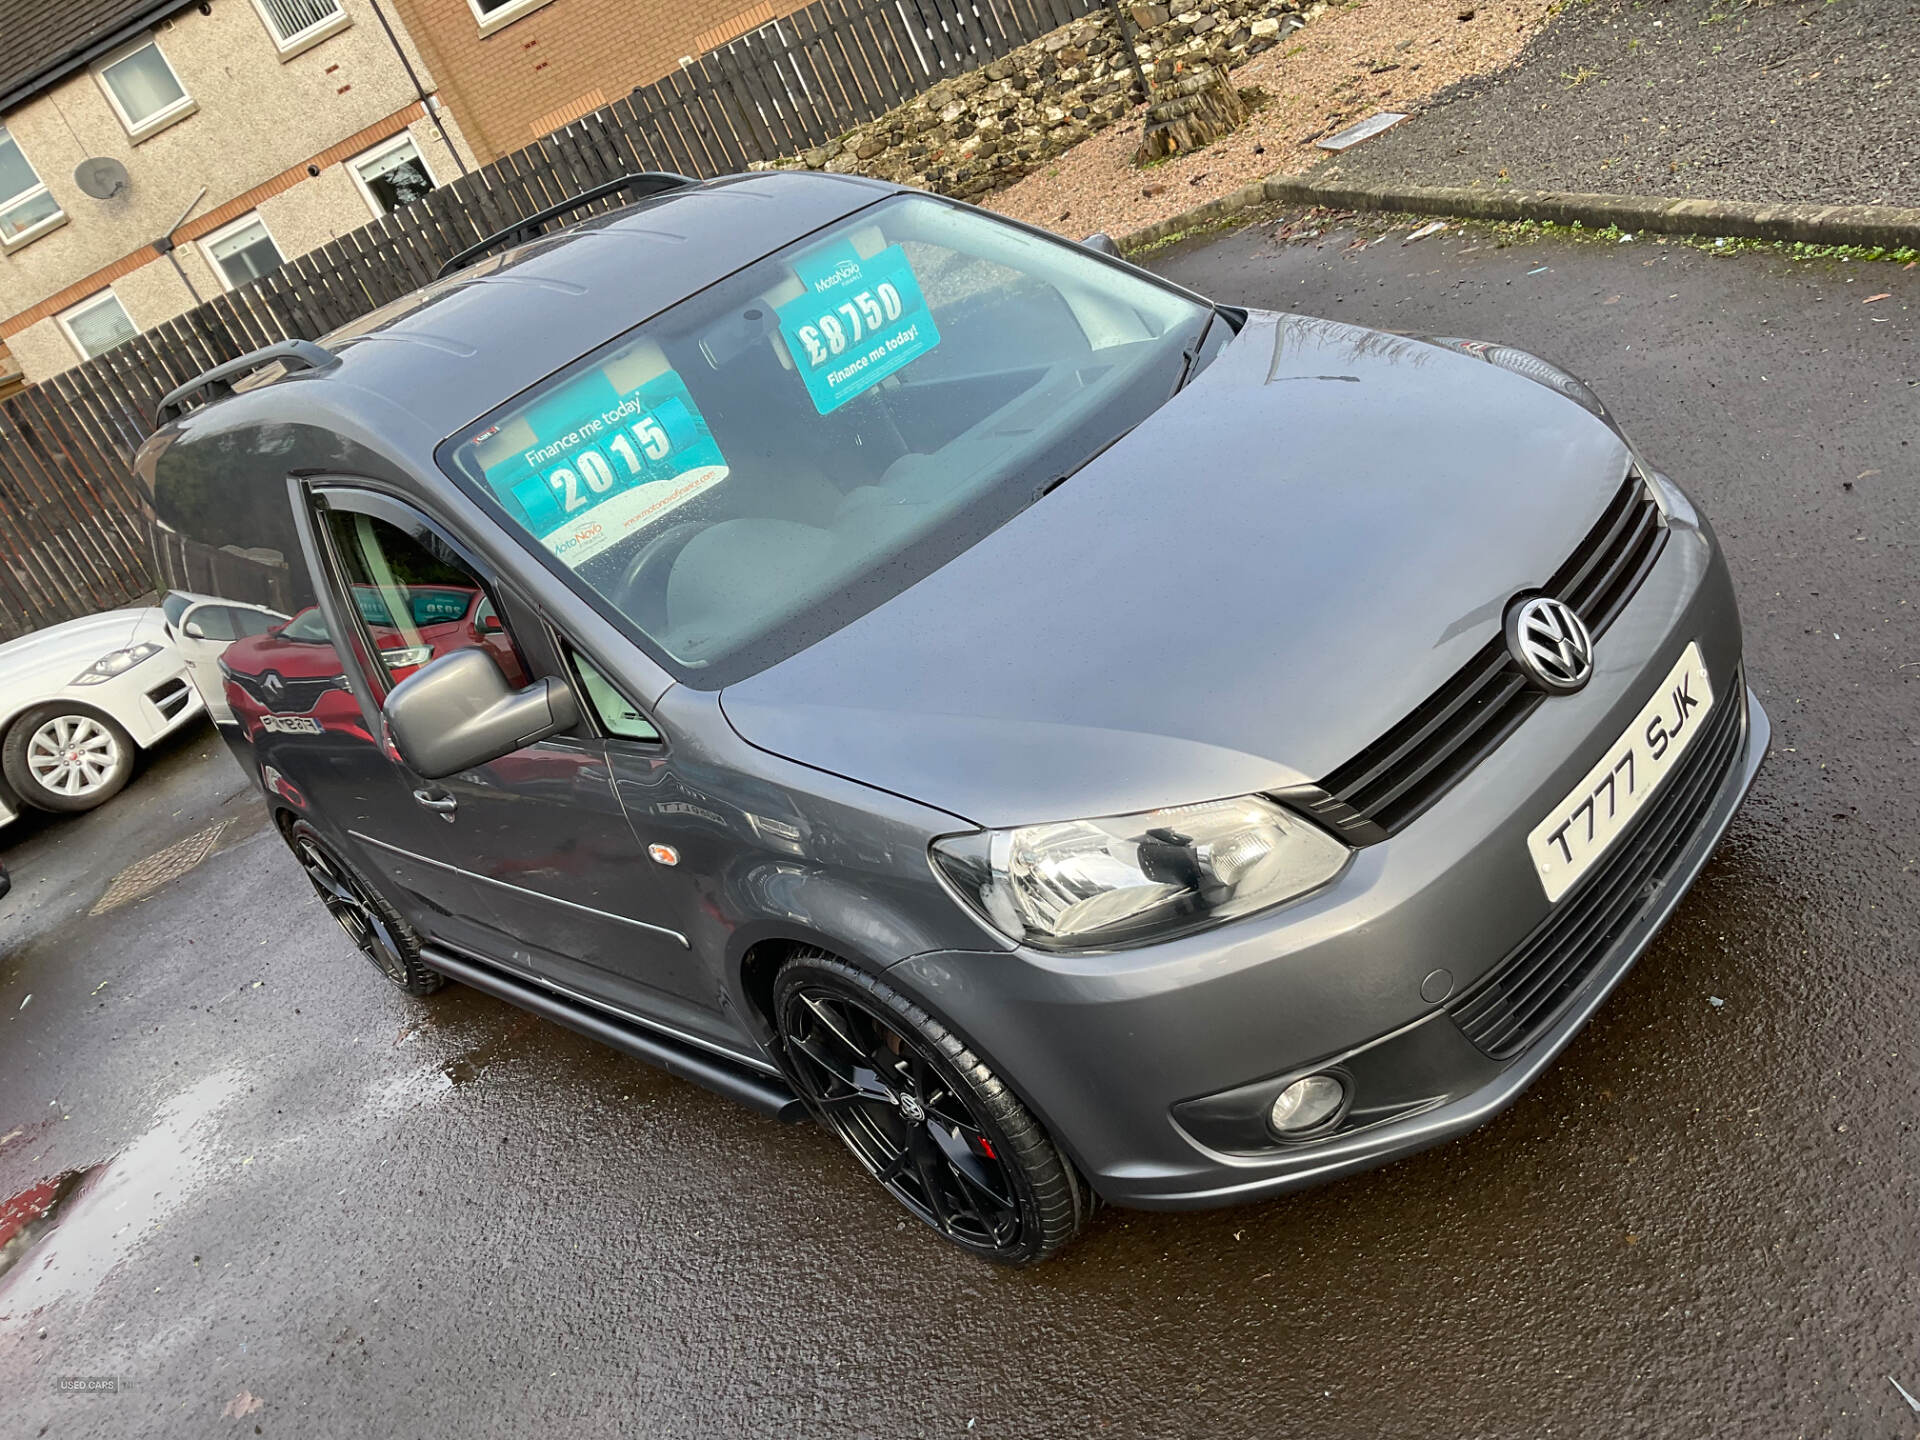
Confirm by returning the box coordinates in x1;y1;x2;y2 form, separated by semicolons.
380;645;433;670
72;642;165;685
932;795;1348;951
1639;464;1698;525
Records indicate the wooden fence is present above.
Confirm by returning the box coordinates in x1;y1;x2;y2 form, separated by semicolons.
0;0;1105;640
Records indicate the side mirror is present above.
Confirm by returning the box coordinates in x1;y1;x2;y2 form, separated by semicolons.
183;620;207;640
1082;232;1122;258
383;647;579;779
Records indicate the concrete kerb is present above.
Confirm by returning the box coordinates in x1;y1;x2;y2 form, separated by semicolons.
1118;174;1920;253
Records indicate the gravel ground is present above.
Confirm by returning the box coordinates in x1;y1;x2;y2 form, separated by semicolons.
1319;0;1920;207
989;0;1560;239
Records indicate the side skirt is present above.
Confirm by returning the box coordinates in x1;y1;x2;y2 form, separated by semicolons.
420;943;807;1122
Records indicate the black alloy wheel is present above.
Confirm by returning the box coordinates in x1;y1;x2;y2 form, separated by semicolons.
286;820;443;996
775;950;1087;1264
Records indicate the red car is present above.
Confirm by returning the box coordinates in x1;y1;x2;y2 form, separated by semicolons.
219;585;523;742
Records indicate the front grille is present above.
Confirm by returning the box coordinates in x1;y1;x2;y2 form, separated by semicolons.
1448;673;1744;1060
227;669;349;714
1296;472;1667;843
149;677;194;720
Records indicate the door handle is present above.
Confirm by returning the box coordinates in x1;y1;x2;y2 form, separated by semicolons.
412;788;458;821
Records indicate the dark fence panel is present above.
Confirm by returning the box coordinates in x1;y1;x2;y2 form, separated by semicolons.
0;0;1100;639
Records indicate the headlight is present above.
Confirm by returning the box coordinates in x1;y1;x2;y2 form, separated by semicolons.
1640;464;1698;525
932;795;1348;951
72;642;165;685
380;645;433;671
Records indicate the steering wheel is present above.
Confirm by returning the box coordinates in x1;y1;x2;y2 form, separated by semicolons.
613;522;705;630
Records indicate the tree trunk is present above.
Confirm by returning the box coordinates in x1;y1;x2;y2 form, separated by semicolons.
1135;67;1247;165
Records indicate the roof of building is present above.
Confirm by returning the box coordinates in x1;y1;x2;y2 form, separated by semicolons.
0;0;194;113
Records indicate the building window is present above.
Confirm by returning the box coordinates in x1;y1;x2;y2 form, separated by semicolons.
200;213;285;291
59;291;139;361
252;0;350;56
0;126;65;249
350;133;437;216
95;39;195;141
467;0;561;39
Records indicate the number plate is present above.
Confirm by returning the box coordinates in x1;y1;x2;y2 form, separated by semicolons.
1527;642;1715;902
260;714;323;735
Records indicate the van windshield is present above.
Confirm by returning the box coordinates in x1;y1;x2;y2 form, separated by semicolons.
441;195;1213;686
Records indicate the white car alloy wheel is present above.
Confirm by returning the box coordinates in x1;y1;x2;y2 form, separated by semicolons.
27;714;121;796
3;704;137;813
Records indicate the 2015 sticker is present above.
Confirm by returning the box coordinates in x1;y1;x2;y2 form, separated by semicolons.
477;366;729;568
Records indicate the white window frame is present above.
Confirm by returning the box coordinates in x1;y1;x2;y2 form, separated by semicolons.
197;211;285;292
0;125;67;251
467;0;562;40
57;289;139;362
91;36;197;143
347;130;439;218
249;0;352;59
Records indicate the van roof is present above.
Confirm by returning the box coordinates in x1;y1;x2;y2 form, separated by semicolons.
184;169;898;448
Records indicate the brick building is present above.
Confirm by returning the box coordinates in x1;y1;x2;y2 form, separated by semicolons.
0;0;478;382
381;0;812;163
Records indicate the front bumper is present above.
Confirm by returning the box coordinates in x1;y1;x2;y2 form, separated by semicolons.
89;651;205;748
891;505;1769;1210
0;655;202;829
1124;684;1764;1207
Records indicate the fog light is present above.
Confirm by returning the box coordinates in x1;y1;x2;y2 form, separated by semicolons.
1268;1074;1345;1136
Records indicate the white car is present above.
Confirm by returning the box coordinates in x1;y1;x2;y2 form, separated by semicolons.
0;605;206;825
159;591;288;726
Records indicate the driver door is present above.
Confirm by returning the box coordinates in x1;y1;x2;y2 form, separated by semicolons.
309;488;719;1037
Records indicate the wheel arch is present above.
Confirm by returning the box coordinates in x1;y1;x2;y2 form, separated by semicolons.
718;862;999;1046
730;922;895;1052
0;693;129;747
732;926;1097;1197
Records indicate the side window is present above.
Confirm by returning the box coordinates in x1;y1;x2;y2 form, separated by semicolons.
183;604;237;642
571;653;660;742
322;509;530;693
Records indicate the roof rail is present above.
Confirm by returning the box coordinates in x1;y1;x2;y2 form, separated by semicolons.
435;172;700;281
153;339;340;427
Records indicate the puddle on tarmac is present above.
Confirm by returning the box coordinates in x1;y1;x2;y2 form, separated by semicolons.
366;1015;538;1115
366;1063;458;1115
441;1022;529;1088
0;1167;100;1281
0;1068;244;1325
442;1057;480;1086
377;1038;511;1106
437;1013;545;1091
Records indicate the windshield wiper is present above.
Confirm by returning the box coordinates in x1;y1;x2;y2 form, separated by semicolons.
1171;307;1220;396
1035;309;1225;504
1036;424;1136;502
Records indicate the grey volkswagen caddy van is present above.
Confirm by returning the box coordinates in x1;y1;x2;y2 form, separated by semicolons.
143;171;1767;1263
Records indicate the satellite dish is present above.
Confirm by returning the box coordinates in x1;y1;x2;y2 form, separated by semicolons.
74;157;130;201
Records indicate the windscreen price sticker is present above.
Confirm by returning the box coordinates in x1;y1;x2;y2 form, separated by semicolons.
778;241;940;414
480;367;730;568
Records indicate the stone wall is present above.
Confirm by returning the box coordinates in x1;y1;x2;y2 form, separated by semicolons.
753;1;1320;202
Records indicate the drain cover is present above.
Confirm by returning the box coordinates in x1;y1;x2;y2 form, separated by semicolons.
90;820;233;916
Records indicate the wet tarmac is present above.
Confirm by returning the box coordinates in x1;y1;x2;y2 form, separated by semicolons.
0;225;1915;1437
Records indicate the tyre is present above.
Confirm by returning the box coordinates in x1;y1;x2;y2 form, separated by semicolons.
284;820;444;996
2;704;135;814
774;948;1088;1264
